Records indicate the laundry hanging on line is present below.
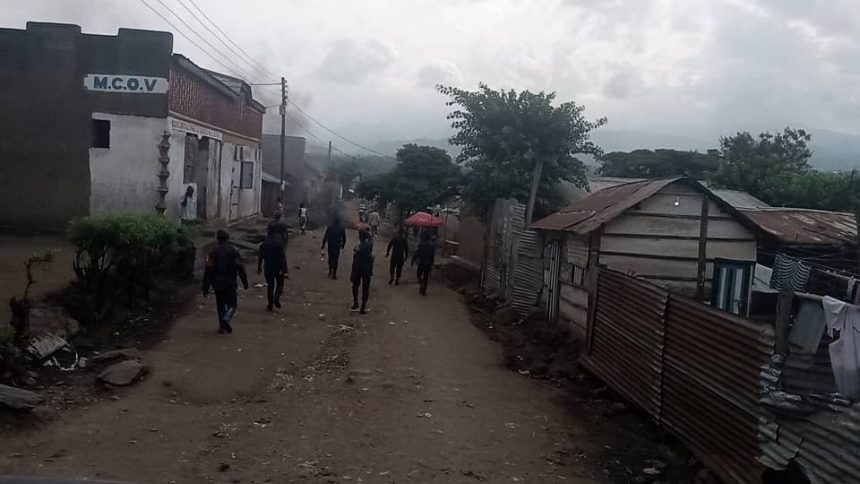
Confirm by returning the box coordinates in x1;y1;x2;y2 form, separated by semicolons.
822;296;860;399
770;253;812;292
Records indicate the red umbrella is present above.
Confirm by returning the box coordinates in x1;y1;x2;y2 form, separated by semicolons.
403;211;444;227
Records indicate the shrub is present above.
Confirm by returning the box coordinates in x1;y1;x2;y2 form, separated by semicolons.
68;214;194;324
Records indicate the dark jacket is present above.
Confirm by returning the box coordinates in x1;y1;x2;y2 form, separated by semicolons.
411;241;435;267
268;220;290;243
351;241;375;277
322;225;347;251
386;234;409;261
258;238;287;274
203;243;249;293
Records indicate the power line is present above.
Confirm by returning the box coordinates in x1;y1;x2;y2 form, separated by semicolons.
184;0;277;79
139;0;248;78
150;0;252;79
287;100;395;159
283;112;363;163
174;0;262;75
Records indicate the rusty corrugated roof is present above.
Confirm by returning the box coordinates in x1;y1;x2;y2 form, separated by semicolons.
741;209;857;246
532;178;680;233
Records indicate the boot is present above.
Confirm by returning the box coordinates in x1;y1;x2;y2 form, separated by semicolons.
359;303;367;315
351;300;360;311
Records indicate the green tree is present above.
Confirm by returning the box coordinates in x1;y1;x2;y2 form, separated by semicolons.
358;144;462;217
437;83;606;218
708;127;813;204
599;149;718;178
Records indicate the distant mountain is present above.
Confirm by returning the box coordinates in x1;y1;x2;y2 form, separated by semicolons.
805;129;860;171
367;128;860;172
368;138;460;158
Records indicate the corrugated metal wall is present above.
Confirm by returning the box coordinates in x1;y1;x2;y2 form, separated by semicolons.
583;268;775;484
662;297;773;484
510;228;544;316
483;199;517;297
760;393;860;484
586;270;667;418
482;199;547;317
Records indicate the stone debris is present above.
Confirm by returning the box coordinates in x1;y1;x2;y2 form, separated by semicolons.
0;383;43;411
87;348;141;366
26;333;68;360
97;360;146;386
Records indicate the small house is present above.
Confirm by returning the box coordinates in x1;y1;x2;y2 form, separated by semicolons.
533;177;759;338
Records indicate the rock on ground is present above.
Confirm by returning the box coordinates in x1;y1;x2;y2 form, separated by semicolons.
0;383;43;411
97;360;146;386
88;348;141;366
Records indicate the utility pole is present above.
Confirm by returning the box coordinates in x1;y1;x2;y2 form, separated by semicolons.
279;77;287;201
327;140;332;166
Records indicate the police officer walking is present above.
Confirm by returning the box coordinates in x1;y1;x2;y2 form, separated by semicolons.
202;229;249;334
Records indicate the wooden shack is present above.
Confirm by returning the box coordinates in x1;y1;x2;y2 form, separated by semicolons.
533;178;759;338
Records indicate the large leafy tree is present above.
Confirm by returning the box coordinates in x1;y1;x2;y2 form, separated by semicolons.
437;84;606;218
358;144;462;217
708;127;813;204
599;149;718;179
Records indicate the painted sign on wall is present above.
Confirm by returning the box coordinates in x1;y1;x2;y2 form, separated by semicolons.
168;117;223;141
84;74;169;94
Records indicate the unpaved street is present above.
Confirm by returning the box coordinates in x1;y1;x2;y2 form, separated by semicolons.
2;225;612;483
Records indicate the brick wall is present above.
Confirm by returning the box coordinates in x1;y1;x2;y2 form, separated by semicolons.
168;64;263;140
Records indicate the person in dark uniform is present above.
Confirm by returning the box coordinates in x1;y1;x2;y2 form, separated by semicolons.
202;229;249;334
321;217;347;279
268;212;290;243
258;225;288;311
351;229;375;314
386;227;409;286
411;231;436;296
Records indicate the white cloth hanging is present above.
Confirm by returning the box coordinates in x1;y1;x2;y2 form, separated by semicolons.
822;296;860;399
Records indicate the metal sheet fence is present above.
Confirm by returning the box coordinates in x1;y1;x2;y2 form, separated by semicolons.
510;228;544;316
583;268;774;484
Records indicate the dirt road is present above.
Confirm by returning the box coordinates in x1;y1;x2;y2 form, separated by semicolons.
2;225;612;483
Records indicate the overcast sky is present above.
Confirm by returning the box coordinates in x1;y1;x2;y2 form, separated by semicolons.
6;0;860;151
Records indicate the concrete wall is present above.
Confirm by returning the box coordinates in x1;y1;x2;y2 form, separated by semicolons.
0;23;172;230
222;133;261;222
89;113;168;215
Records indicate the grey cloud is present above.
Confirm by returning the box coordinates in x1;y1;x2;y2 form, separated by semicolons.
416;62;463;88
316;39;395;83
603;64;645;99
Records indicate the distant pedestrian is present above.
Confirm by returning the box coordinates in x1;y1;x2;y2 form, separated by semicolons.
258;225;288;311
202;229;249;334
297;202;308;235
351;229;375;314
321;217;347;279
368;209;380;238
411;232;435;296
386;227;409;286
268;212;290;243
180;185;196;223
275;197;285;218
